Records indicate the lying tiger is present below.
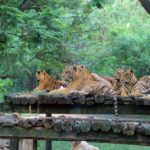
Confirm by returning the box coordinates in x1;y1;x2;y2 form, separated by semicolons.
34;70;65;92
49;64;113;96
91;68;124;95
91;73;114;87
120;69;139;96
113;68;124;95
117;69;150;97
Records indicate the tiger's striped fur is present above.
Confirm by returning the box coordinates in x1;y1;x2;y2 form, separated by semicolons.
91;73;114;87
120;69;138;96
131;75;150;96
34;70;63;92
50;65;113;96
113;68;124;95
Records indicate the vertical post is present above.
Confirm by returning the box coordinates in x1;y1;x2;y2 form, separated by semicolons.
10;139;19;150
19;139;37;150
33;140;37;150
45;113;52;150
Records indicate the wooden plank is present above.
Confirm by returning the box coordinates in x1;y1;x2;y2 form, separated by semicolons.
0;102;150;115
10;139;19;150
0;127;150;146
2;93;150;115
19;139;34;150
0;114;150;146
0;114;150;134
4;93;150;106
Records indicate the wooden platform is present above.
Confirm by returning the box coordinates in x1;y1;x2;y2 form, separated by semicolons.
1;93;150;115
0;114;150;146
0;92;150;147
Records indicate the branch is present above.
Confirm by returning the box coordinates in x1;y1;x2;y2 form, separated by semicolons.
0;75;17;79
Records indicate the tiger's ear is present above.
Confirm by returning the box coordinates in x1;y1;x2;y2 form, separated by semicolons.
127;68;133;74
80;65;84;69
37;70;40;74
129;68;133;73
42;70;46;75
73;65;77;71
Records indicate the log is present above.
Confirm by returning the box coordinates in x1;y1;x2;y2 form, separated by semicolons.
70;93;86;105
62;118;74;132
80;120;91;133
53;119;63;132
99;120;112;132
0;114;19;127
123;122;138;136
104;96;114;104
38;93;57;104
34;117;44;127
140;123;150;135
43;118;54;129
73;120;82;133
94;95;105;104
112;122;123;134
92;121;101;131
86;97;95;105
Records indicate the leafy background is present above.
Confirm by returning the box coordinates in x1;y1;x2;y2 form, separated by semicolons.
0;0;150;149
0;0;150;97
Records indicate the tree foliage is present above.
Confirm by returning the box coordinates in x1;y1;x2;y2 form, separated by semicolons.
0;0;150;97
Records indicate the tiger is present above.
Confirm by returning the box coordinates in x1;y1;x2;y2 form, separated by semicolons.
91;73;114;87
131;75;150;96
113;68;124;95
120;69;139;96
49;64;113;96
34;70;65;92
71;141;99;150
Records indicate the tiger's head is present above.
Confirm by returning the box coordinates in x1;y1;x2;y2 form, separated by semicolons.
36;70;50;82
114;68;124;86
61;64;90;82
122;69;137;86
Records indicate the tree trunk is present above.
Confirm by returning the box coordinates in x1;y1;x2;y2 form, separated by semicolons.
139;0;150;14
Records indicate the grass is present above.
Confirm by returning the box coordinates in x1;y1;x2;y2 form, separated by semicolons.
37;141;150;150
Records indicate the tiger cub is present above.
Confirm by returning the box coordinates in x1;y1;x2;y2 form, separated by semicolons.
34;70;65;92
113;68;124;95
131;75;150;96
120;69;139;96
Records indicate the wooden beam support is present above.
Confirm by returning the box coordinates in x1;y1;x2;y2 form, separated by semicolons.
0;102;150;115
0;127;149;146
0;114;149;146
45;113;52;150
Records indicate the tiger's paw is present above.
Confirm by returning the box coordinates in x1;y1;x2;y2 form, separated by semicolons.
129;93;141;97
